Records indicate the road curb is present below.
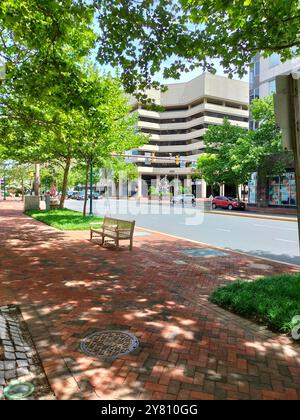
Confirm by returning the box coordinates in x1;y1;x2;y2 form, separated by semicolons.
208;210;297;222
137;226;300;268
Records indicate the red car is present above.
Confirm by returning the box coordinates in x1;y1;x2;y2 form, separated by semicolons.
211;196;245;210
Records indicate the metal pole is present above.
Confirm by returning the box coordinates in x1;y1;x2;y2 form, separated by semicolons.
289;75;300;252
89;161;93;216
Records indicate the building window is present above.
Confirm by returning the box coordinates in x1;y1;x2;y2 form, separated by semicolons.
269;172;296;206
254;61;260;76
250;69;254;84
269;53;281;68
250;88;259;101
268;79;276;95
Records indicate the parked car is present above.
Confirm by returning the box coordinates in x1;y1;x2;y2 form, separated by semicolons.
76;191;86;200
88;192;101;200
67;190;77;199
171;194;196;206
211;196;245;210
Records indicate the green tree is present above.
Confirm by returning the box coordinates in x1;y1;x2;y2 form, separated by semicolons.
96;0;300;94
105;159;138;199
196;154;222;195
0;1;97;206
197;119;248;196
71;70;146;215
3;161;34;200
197;97;283;198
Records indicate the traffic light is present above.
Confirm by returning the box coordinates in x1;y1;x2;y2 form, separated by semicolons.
175;155;180;165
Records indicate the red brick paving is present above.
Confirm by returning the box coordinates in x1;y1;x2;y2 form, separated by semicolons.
0;200;300;400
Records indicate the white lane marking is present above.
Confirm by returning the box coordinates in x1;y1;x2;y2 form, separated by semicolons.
254;223;296;231
216;228;231;232
275;238;297;243
136;226;300;267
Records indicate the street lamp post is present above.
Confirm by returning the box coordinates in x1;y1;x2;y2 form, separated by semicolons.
89;161;93;216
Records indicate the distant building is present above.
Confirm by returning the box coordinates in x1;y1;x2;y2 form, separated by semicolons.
129;73;249;198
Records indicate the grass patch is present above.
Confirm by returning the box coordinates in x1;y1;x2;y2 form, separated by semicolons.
210;273;300;333
25;208;103;231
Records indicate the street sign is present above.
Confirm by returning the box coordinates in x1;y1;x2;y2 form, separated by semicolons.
180;157;186;168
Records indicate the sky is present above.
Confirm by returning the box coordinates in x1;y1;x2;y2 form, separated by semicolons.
96;57;249;87
157;58;249;85
91;16;249;87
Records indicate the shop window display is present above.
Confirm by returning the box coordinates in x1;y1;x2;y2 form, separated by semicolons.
269;172;296;206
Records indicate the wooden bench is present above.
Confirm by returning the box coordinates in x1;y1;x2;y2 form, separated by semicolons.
49;198;60;209
90;216;135;250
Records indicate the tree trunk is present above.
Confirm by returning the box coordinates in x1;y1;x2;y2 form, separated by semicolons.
34;163;40;197
115;177;119;200
83;161;89;217
59;156;71;209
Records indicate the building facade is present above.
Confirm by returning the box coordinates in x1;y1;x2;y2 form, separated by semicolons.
129;73;249;198
249;54;300;209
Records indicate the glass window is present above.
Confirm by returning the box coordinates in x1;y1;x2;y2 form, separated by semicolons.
269;172;296;206
268;79;276;94
269;53;281;68
250;88;259;101
250;69;254;84
254;61;260;76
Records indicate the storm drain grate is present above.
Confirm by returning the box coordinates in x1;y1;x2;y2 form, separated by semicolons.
80;330;139;359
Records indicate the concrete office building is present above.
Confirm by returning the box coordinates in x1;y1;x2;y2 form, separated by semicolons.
129;73;249;198
248;54;300;209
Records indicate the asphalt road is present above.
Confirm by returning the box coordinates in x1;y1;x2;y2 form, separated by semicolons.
66;198;300;266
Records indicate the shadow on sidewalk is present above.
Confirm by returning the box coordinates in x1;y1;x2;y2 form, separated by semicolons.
0;206;300;399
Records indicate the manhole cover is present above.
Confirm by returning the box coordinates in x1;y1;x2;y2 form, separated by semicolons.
181;248;229;257
3;382;35;400
80;330;139;359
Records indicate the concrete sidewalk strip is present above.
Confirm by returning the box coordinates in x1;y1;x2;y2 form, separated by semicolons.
0;200;300;400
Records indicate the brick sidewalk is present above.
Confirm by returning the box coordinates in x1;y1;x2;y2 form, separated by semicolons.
0;200;300;400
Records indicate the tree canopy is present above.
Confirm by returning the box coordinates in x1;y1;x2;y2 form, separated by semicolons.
197;96;283;194
96;0;300;95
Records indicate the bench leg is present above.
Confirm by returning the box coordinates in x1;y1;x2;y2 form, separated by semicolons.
90;230;93;241
129;237;133;251
101;234;105;246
